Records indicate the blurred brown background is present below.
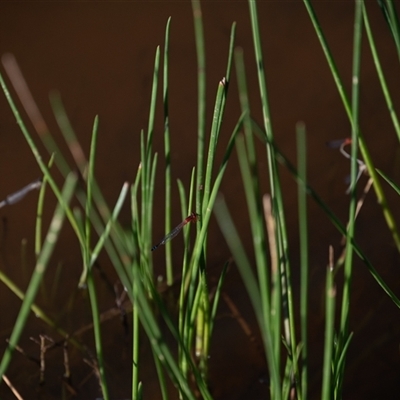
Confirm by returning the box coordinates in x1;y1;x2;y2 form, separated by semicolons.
0;1;399;399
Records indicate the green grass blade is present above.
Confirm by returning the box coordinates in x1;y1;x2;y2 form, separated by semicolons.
90;182;130;268
363;3;400;142
297;122;308;400
337;4;362;396
131;262;203;400
191;0;206;216
321;250;336;400
202;77;227;217
163;17;173;285
214;195;281;399
376;168;400;195
79;115;99;287
381;0;400;58
184;112;245;301
248;2;300;394
35;154;55;258
209;259;229;336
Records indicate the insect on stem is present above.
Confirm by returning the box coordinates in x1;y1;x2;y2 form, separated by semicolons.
151;212;200;251
0;178;42;209
327;138;366;193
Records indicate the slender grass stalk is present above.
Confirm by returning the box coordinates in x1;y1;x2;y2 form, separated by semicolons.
191;0;206;217
202;22;236;215
336;4;362;398
381;0;400;58
83;115;110;399
376;168;400;195
234;45;277;347
131;166;142;400
321;247;336;400
0;172;77;383
184;112;244;310
35;154;54;258
90;183;130;264
131;259;209;400
162;17;173;285
209;260;229;336
151;344;169;400
213;195;279;388
234;135;281;398
248;1;300;397
177;169;195;379
132;296;140;400
296;122;308;400
142;47;160;270
202;77;228;218
80;115;99;287
363;3;400;142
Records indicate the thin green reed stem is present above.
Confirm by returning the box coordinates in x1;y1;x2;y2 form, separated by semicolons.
224;23;236;87
202;22;235;225
235;135;281;397
296;122;308;400
321;251;336;400
214;195;281;393
163;17;173;285
151;345;169;400
202;77;226;217
384;0;400;59
90;183;129;266
35;154;54;258
338;3;362;397
132;301;140;400
248;1;299;397
142;48;160;268
131;263;202;400
84;116;109;399
234;47;275;350
184;113;244;301
0;173;77;384
177;171;196;369
363;3;400;142
80;115;99;287
191;0;206;216
86;272;109;399
303;0;400;253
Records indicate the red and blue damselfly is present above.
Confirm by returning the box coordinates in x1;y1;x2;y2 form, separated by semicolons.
151;212;200;251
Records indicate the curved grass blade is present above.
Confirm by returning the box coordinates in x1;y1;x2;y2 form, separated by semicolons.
363;4;400;143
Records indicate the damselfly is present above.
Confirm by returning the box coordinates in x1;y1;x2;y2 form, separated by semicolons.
0;179;42;209
151;212;200;251
327;138;366;193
